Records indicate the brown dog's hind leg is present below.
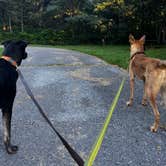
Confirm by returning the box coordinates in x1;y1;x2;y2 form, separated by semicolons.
149;96;160;132
146;87;160;132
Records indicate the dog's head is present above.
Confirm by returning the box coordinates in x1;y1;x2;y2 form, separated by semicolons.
1;40;29;66
129;34;145;56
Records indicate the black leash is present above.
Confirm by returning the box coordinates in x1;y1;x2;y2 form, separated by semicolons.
17;69;84;166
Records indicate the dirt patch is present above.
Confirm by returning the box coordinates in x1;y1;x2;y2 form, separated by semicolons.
70;68;111;86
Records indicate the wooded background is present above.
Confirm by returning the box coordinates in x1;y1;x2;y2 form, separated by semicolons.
0;0;165;45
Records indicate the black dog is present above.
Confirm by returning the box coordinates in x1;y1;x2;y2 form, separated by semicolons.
0;40;28;154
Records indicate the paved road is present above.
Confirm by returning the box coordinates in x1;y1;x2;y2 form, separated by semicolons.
0;46;165;166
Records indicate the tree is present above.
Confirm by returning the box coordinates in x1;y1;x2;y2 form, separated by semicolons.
94;0;128;43
124;0;166;44
0;0;15;32
0;0;165;44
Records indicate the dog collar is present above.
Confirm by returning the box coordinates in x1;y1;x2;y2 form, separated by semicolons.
1;56;18;68
130;52;145;61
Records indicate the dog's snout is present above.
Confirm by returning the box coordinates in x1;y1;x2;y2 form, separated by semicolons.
23;52;27;59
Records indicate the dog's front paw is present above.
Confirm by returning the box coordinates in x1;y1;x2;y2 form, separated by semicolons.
141;101;147;106
6;145;18;154
126;101;132;106
150;125;158;132
141;99;147;106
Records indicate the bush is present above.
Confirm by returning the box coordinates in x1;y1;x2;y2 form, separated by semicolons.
0;31;34;43
0;29;69;45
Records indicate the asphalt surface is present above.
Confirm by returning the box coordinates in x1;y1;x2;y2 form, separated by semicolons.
0;46;165;166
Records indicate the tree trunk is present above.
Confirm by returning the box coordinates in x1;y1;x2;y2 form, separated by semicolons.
161;27;166;44
155;24;161;44
8;15;12;33
21;5;24;32
21;20;24;32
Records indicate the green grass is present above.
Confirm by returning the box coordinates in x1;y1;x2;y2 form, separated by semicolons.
1;45;165;69
56;45;166;69
0;48;2;56
57;45;129;69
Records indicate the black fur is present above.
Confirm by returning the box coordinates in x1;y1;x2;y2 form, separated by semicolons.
0;40;28;154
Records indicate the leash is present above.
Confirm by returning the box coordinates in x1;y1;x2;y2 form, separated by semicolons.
17;69;84;166
1;56;126;165
84;78;126;166
18;67;126;166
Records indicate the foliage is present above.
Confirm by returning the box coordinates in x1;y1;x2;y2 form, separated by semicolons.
0;29;74;45
0;0;165;44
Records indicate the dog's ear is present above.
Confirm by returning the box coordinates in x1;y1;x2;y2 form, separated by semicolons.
129;34;135;44
16;40;29;47
139;35;146;44
1;40;12;47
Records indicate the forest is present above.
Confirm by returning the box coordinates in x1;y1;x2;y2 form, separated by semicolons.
0;0;165;45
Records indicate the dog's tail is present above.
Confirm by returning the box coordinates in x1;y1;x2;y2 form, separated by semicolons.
158;60;166;68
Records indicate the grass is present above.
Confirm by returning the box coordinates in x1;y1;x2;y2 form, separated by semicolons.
56;45;166;69
0;48;2;56
56;45;129;69
0;45;165;69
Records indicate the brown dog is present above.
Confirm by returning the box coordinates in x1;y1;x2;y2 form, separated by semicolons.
126;34;166;132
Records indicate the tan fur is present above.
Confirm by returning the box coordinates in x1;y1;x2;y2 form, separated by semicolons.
127;34;166;132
